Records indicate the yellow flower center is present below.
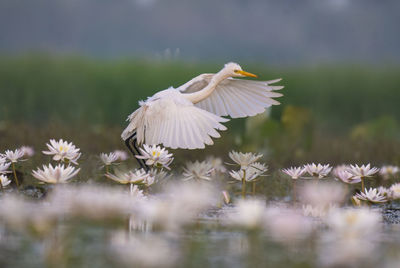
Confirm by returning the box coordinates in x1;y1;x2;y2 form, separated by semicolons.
59;145;69;152
151;151;161;157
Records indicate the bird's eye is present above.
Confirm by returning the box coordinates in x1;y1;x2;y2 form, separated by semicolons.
234;70;240;73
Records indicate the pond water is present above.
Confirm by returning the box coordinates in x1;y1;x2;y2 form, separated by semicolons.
1;189;400;268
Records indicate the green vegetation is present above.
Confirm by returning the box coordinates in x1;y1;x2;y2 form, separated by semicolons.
1;55;400;167
1;55;399;129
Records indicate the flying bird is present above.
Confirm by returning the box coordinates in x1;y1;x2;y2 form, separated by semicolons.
122;62;283;169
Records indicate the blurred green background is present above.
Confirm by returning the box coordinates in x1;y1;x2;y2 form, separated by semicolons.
1;55;400;128
1;0;400;168
1;54;400;168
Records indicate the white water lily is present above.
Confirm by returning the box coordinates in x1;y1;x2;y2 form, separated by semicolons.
332;164;350;177
42;139;81;165
300;183;346;207
148;168;170;183
135;183;216;231
1;149;25;187
347;164;379;180
206;156;227;173
130;184;146;199
354;188;387;203
143;173;155;187
110;232;179;268
319;208;382;267
302;204;327;218
389;183;400;200
100;152;119;166
113;150;129;161
0;161;10;174
281;166;305;179
335;169;360;184
230;162;268;182
303;163;332;178
379;165;400;179
0;195;64;235
228;151;263;170
32;164;80;184
0;175;11;187
136;144;173;169
106;168;149;184
377;186;389;197
326;208;382;237
182;161;214;181
226;199;266;229
19;146;35;157
48;185;142;220
265;207;313;243
1;149;25;163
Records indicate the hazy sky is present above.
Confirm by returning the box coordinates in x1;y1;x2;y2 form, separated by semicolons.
0;0;399;65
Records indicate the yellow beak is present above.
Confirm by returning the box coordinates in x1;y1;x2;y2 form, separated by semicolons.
235;70;258;78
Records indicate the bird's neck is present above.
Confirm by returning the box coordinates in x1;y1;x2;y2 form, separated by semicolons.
185;70;230;104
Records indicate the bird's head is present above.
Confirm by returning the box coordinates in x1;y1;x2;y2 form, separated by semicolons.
223;62;258;78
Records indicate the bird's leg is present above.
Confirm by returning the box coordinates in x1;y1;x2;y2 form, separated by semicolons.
131;139;150;172
124;132;149;172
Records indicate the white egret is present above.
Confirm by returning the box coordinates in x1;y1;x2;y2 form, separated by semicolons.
122;62;283;169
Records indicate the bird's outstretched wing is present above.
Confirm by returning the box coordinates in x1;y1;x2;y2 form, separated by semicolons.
178;74;283;118
123;96;229;149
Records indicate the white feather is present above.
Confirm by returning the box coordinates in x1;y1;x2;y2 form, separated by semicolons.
121;63;283;150
179;74;283;119
122;89;229;149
